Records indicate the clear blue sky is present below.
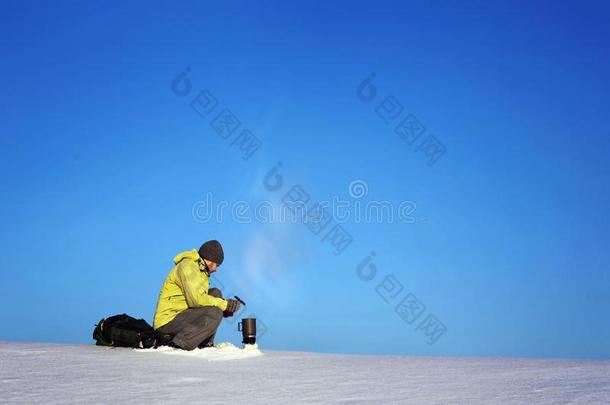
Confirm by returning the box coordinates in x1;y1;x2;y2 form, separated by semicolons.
1;0;609;359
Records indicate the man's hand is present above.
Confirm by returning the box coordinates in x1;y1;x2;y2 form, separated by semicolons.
223;298;240;317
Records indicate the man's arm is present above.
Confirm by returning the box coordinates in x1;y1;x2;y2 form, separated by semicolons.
175;262;228;310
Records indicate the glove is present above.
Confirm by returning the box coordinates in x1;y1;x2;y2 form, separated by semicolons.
223;299;240;318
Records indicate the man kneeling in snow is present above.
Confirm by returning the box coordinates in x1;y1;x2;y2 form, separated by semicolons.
153;240;240;350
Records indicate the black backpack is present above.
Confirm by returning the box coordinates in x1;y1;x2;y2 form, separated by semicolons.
93;314;157;349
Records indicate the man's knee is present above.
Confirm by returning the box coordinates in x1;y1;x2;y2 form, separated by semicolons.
208;288;223;299
204;306;223;323
188;306;223;325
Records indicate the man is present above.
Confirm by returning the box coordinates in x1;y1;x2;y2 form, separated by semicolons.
153;240;241;350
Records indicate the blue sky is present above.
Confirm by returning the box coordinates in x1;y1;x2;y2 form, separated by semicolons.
1;0;609;359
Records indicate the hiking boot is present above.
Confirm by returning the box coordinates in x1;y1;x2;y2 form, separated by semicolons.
198;338;214;349
164;341;180;349
154;333;174;347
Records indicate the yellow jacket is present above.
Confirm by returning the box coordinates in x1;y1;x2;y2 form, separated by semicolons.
153;249;228;329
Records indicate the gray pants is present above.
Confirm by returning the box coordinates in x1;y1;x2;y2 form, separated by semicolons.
157;288;223;351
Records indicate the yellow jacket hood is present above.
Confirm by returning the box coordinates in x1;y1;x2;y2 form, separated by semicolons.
173;249;201;265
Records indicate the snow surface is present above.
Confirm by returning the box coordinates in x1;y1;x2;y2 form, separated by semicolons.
1;341;610;404
137;342;264;361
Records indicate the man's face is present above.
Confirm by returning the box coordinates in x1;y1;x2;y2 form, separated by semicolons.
205;260;219;274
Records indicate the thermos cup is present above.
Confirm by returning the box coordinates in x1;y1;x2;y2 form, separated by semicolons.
238;318;257;345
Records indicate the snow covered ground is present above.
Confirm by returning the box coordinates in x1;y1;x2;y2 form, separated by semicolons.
1;341;609;404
